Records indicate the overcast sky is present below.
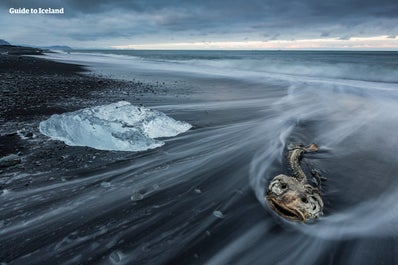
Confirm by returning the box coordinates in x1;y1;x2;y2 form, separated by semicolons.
1;0;398;49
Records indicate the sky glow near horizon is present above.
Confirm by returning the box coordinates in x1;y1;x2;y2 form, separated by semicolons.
112;36;398;50
1;0;397;50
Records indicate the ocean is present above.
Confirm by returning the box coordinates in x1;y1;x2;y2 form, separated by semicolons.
73;49;398;82
2;50;398;264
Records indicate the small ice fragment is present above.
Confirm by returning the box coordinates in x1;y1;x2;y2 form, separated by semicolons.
0;189;10;196
213;210;224;219
101;182;111;188
194;188;202;194
131;192;144;201
109;251;121;263
17;129;34;139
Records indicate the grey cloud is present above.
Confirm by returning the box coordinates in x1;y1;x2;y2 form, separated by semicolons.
339;36;352;40
1;0;398;47
269;34;280;41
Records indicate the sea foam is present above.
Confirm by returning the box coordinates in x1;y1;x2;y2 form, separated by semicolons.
39;101;191;151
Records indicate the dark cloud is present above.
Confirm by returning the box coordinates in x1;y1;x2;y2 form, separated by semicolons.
1;0;398;47
4;0;398;20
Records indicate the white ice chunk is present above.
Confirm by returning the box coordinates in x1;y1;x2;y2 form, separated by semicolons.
130;192;144;201
100;181;111;188
109;251;122;263
39;101;191;151
213;210;224;219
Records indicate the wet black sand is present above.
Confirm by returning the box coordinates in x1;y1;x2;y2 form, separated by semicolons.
0;47;273;265
1;47;398;265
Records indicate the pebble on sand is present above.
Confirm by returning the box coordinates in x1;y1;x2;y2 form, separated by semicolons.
0;154;21;168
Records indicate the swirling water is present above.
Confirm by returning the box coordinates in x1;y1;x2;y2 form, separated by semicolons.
1;51;398;264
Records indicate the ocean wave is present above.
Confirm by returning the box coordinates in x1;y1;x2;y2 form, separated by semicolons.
71;50;398;83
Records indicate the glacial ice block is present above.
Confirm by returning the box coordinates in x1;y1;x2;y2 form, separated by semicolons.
39;101;192;151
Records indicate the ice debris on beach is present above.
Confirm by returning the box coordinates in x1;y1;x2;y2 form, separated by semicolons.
39;101;191;151
213;210;225;219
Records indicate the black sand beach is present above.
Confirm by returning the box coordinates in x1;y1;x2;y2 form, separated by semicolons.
0;46;166;189
1;48;398;265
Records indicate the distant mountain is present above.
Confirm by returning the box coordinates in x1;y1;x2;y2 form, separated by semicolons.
0;39;10;45
42;45;73;51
